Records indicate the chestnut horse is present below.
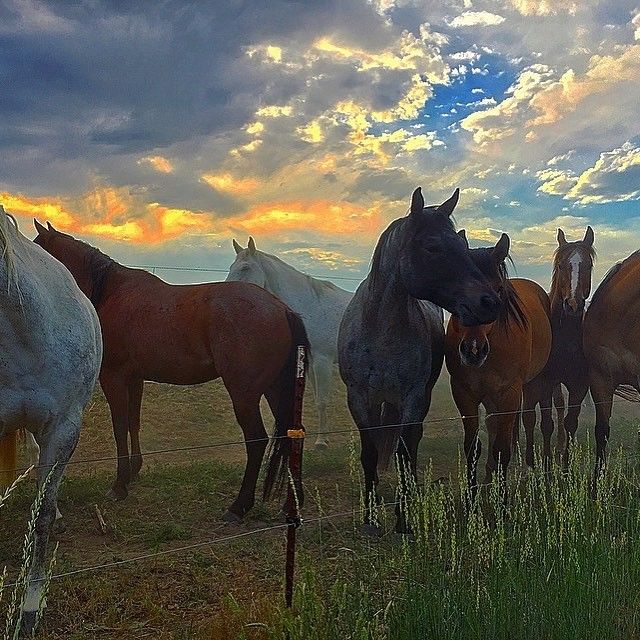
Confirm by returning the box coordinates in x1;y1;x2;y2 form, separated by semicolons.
446;233;552;496
584;250;640;476
520;227;594;467
33;222;308;522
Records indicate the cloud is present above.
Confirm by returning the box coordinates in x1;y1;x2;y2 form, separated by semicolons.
506;0;579;16
566;140;640;204
536;168;578;195
528;46;640;127
448;11;506;27
138;155;174;174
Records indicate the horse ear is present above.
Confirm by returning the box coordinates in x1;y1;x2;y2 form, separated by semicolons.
492;233;510;263
557;228;567;246
436;188;460;217
34;219;47;235
46;221;56;232
410;187;424;216
232;239;243;254
583;225;594;247
458;229;468;247
248;237;257;255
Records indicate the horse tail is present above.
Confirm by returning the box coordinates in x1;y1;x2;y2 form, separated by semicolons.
263;309;310;501
614;384;640;402
374;403;402;475
0;430;18;492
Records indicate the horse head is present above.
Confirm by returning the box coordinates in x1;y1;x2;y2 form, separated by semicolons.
552;226;595;317
33;220;114;304
395;187;501;326
226;237;267;288
453;233;520;367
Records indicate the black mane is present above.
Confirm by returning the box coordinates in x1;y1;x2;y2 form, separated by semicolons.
83;243;118;307
368;206;454;292
469;246;527;329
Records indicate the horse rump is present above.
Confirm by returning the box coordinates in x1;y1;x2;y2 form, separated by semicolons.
263;310;310;501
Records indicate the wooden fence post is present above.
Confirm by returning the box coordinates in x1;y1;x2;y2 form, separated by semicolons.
284;345;306;608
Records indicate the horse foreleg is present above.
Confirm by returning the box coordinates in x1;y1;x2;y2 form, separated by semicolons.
451;381;481;502
347;390;382;536
21;416;80;635
394;394;427;534
310;354;332;450
128;379;144;481
226;393;267;521
521;386;537;468
100;372;131;500
485;388;520;505
589;367;614;488
562;380;588;469
553;385;566;456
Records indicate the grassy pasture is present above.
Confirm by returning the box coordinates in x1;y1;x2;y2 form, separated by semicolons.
1;371;640;639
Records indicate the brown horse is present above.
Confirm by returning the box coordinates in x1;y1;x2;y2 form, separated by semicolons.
520;227;595;467
584;250;640;475
445;233;552;496
33;221;308;521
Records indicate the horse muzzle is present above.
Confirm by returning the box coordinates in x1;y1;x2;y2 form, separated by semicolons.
459;337;490;367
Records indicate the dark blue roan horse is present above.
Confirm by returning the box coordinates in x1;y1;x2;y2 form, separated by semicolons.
338;187;501;535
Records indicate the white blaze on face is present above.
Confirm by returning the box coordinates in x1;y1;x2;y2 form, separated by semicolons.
569;252;582;299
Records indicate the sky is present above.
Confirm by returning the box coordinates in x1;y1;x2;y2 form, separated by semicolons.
1;0;639;290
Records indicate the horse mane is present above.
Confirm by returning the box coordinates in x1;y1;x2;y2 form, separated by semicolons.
469;247;527;329
84;245;118;306
589;249;640;308
368;205;449;293
257;251;344;298
0;207;23;302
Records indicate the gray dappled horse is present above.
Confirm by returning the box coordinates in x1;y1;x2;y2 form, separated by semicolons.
338;187;501;535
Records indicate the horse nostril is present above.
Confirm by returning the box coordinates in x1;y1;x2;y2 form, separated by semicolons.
481;294;499;311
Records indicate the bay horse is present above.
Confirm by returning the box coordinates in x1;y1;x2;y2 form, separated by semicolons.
33;221;308;521
519;227;594;467
583;250;640;476
227;237;353;449
0;206;102;634
338;188;502;535
445;232;552;498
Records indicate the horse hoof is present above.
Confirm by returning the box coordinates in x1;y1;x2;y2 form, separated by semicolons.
20;610;37;637
53;518;66;535
360;523;382;538
106;487;127;501
222;510;243;524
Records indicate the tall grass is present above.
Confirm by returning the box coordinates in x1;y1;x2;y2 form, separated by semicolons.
264;444;640;640
1;467;58;639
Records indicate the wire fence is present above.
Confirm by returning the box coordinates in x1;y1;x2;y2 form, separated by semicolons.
128;263;364;283
11;395;637;475
2;388;639;599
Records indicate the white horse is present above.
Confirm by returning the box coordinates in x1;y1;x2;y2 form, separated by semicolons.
227;238;353;448
0;206;102;633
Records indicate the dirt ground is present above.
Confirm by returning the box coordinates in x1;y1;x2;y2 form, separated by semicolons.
1;370;639;639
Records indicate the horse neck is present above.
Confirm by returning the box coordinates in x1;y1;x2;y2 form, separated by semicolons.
258;253;316;303
363;233;410;324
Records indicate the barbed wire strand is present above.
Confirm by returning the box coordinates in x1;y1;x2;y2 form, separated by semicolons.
128;264;364;282
11;396;637;475
1;500;402;590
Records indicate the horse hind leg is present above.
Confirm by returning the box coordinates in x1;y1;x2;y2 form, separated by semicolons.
100;372;132;500
21;416;81;635
128;379;144;481
225;388;267;522
562;381;588;469
521;387;537;468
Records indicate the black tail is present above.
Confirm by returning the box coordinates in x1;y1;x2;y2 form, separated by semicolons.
263;309;310;501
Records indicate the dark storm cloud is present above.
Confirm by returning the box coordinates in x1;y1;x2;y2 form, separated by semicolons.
0;0;394;195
